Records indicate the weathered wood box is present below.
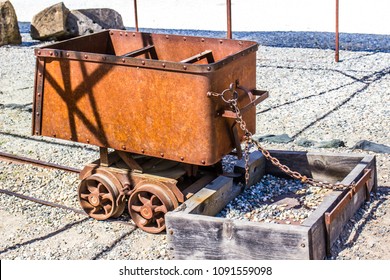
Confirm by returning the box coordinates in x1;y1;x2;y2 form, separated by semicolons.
165;150;377;259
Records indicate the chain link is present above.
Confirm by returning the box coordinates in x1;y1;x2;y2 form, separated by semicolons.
210;86;355;191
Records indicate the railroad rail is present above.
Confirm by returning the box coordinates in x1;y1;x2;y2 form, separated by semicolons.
0;151;81;174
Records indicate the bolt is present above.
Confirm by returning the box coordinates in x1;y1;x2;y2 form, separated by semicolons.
66;53;70;57
122;145;126;150
141;60;145;65
180;157;184;161
201;160;206;165
53;134;56;137
49;51;53;56
183;65;187;70
183;37;187;41
201;38;205;42
84;55;88;59
160;153;164;157
37;51;41;55
301;243;306;248
169;230;174;235
86;139;90;143
38;73;42;77
141;149;145;154
36;112;40;116
122;58;125;63
207;67;211;71
162;63;166;68
132;33;136;37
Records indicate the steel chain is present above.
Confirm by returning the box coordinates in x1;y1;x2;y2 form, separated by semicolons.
210;87;355;191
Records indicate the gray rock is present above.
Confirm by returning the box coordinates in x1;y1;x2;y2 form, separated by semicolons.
31;4;125;41
352;140;390;154
30;2;70;41
257;134;293;143
296;138;315;147
315;139;345;148
0;1;22;46
72;9;125;30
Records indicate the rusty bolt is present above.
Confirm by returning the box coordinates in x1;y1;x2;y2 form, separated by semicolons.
201;160;206;165
141;149;145;154
49;51;53;56
125;32;128;36
122;145;126;150
207;67;211;71
180;157;184;161
141;60;145;65
86;139;90;143
165;35;169;39
53;134;56;137
132;33;136;37
201;38;205;42
183;65;187;70
219;40;223;44
36;112;40;116
35;131;39;135
37;51;41;55
66;53;70;57
183;37;187;41
84;55;88;59
122;58;125;63
37;93;41;97
162;63;166;68
110;32;114;35
160;153;164;157
120;32;123;36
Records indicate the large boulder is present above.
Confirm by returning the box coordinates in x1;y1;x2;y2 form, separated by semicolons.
30;2;70;40
0;0;22;46
66;8;125;37
31;2;125;41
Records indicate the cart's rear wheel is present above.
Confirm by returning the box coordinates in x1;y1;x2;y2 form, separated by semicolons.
78;173;124;220
128;182;178;233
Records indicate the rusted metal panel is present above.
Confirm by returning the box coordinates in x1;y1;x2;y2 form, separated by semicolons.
33;30;260;166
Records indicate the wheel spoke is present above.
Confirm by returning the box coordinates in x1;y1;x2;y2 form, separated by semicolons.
80;193;90;200
103;204;112;215
156;217;165;229
138;193;150;205
154;204;168;214
101;193;114;202
131;205;142;213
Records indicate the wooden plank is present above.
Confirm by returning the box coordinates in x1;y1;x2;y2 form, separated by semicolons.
266;150;364;183
180;176;239;216
166;213;310;260
234;151;266;187
182;174;216;199
325;156;376;249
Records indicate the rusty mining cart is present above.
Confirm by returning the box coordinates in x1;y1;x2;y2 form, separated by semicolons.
32;15;268;232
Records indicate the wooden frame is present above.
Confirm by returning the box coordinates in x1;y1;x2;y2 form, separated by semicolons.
166;150;377;260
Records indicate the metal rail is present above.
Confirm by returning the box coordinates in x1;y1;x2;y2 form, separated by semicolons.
0;151;81;174
0;188;136;227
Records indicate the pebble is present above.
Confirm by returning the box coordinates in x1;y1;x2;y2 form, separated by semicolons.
217;174;331;224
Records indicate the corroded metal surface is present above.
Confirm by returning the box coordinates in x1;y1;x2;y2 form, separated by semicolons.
33;30;260;166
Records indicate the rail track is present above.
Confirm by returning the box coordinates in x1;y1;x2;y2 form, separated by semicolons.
0;151;136;228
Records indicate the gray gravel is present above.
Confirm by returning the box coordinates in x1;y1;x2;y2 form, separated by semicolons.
1;25;389;260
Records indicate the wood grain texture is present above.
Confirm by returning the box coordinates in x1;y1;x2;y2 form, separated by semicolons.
166;213;310;260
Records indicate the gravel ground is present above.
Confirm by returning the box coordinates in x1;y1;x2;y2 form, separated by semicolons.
0;25;389;260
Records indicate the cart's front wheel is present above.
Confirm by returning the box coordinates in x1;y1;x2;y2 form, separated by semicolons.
128;182;178;233
78;173;124;220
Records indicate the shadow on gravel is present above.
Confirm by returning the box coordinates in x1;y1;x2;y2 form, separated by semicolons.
91;228;137;260
329;186;390;259
0;217;89;256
